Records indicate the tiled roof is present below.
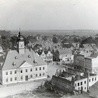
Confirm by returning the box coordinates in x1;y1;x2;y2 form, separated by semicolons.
52;75;72;84
59;48;72;55
0;56;5;63
2;49;47;70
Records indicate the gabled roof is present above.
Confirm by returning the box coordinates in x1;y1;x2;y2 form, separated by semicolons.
20;61;33;68
2;49;47;70
59;48;72;55
52;75;72;84
81;37;96;44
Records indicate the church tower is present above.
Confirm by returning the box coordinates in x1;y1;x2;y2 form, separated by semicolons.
17;32;25;54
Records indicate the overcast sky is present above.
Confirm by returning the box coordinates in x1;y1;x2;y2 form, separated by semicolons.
0;0;98;30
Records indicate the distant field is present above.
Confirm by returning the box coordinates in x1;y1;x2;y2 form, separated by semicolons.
10;30;98;36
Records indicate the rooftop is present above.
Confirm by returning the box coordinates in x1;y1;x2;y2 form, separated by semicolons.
2;49;47;70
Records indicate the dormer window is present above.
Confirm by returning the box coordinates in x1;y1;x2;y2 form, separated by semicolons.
15;56;18;59
12;62;16;66
33;60;37;63
28;55;31;58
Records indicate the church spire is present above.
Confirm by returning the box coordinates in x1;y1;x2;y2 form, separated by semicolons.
17;31;25;54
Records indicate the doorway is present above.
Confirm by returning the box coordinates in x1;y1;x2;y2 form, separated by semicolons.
25;75;28;81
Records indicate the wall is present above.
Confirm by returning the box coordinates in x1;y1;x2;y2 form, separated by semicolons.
74;75;98;92
60;54;74;64
51;76;74;93
75;78;88;92
85;58;92;72
74;55;85;67
0;70;2;84
92;58;98;68
2;65;47;85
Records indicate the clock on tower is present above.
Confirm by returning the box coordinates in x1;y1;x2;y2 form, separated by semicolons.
19;41;24;49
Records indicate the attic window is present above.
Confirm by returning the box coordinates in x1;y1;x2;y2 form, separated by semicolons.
12;62;16;66
15;56;18;59
33;60;36;63
28;55;31;58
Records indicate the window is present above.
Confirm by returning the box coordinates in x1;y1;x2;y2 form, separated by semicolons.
30;75;32;78
35;68;37;71
89;79;91;82
25;69;28;72
84;81;86;84
43;67;45;70
15;77;17;80
6;72;8;75
10;78;12;81
21;76;23;80
6;78;8;82
95;77;96;81
81;82;83;85
78;83;79;86
15;56;18;59
30;68;32;72
85;87;86;90
36;74;38;77
10;71;12;75
12;62;16;66
15;70;17;74
43;73;45;76
92;78;94;81
21;70;23;73
39;67;41;70
28;55;31;58
33;60;36;63
39;73;41;76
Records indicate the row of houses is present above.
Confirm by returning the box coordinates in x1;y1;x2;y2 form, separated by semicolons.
35;48;74;64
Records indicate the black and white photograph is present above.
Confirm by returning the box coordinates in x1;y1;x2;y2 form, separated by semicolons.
0;0;98;98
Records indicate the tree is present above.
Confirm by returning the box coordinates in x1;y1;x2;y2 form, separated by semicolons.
52;49;60;62
10;36;18;48
27;35;37;43
42;36;48;41
1;35;10;50
52;35;58;43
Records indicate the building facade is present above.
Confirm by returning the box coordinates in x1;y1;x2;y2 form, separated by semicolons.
74;74;98;92
50;73;98;93
2;62;47;85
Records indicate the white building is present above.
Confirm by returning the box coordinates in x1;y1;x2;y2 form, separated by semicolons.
72;42;80;49
79;43;97;57
0;33;47;85
74;74;98;92
59;48;74;64
0;46;4;57
74;54;98;73
52;72;98;93
90;56;98;73
37;50;53;62
60;54;74;64
46;51;53;62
